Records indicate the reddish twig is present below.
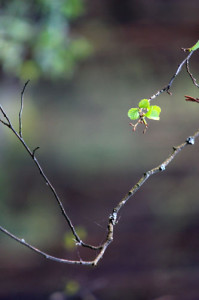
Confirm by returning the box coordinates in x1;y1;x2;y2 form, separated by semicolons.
185;95;199;103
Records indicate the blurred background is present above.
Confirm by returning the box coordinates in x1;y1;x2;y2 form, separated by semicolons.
0;0;199;299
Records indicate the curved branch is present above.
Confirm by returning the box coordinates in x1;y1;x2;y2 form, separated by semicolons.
0;129;199;265
0;103;100;251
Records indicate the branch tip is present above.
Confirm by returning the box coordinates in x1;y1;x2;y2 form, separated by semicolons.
19;80;30;137
32;146;40;157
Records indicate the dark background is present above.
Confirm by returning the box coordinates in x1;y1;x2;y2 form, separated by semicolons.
0;0;199;299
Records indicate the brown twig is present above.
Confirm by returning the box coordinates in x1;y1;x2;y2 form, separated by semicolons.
186;59;199;88
185;95;199;103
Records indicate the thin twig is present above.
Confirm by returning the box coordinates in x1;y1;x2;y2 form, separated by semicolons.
149;51;194;101
0;129;199;265
0;105;11;127
32;146;40;158
1;104;100;251
19;80;30;137
186;59;199;88
0;226;91;265
185;95;199;103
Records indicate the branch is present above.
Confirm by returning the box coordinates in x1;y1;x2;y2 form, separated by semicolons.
0;104;99;251
149;50;194;101
1;43;199;266
19;80;30;137
0;129;199;265
0;105;11;127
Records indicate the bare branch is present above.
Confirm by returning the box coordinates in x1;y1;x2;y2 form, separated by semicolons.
1;103;99;251
185;95;199;103
149;51;194;101
19;80;30;137
0;226;92;265
1;129;199;265
0;105;12;127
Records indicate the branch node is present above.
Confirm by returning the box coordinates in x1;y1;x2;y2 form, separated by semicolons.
166;88;172;96
109;211;117;225
159;164;166;171
75;240;82;247
186;136;195;145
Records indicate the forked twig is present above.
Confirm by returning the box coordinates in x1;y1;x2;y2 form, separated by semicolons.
1;101;100;251
149;50;194;101
185;95;199;103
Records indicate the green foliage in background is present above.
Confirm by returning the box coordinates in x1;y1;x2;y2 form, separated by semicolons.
0;0;92;81
64;226;87;250
65;280;80;296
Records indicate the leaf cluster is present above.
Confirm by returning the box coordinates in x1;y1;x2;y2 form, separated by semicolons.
128;99;161;132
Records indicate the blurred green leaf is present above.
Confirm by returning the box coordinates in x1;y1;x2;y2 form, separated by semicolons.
64;226;87;251
65;280;80;296
61;0;85;19
189;40;199;52
19;60;41;81
0;0;91;81
128;108;140;120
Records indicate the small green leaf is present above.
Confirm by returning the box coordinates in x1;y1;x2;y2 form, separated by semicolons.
189;40;199;52
128;108;140;120
138;99;150;109
145;105;161;120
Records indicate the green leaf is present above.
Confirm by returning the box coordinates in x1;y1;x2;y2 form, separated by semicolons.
138;99;150;109
145;105;161;120
189;40;199;52
128;108;140;120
